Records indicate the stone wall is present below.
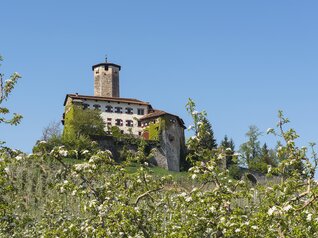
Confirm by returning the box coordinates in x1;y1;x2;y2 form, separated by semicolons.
93;65;120;97
149;115;186;172
94;124;186;172
95;136;159;163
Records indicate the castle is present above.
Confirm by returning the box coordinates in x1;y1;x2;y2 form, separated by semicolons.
62;61;186;171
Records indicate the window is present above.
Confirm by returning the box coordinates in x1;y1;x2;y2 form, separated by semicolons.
107;118;112;126
137;121;142;127
169;134;175;142
93;104;101;110
115;119;123;126
138;131;142;136
125;107;133;114
137;108;145;115
83;103;89;109
115;107;123;113
105;105;113;113
126;120;133;127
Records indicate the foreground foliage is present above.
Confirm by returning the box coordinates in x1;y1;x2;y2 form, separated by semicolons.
0;55;22;146
1;58;318;237
1;111;318;237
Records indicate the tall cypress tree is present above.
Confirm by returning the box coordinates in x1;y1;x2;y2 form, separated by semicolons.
220;135;235;168
198;117;217;150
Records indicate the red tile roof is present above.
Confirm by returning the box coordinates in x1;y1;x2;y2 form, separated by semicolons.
64;94;151;106
139;109;166;120
140;109;186;128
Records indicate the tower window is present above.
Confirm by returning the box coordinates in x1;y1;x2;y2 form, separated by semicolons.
137;108;145;115
115;107;123;113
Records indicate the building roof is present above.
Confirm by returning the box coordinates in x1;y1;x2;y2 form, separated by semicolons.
63;94;151;106
140;109;186;129
92;62;121;71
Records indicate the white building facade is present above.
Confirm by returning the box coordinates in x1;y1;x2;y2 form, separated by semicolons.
64;94;151;136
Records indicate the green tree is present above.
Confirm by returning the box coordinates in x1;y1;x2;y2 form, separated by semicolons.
0;55;22;233
4;96;318;237
261;143;277;167
57;106;105;159
247;143;274;173
186;98;218;164
199;117;217;150
0;55;22;144
239;125;262;168
67;106;106;138
220;135;235;167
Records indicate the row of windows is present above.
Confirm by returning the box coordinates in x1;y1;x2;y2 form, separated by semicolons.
107;130;143;136
140;119;177;128
106;118;142;128
83;104;145;115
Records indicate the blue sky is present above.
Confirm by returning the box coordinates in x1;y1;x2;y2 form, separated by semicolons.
1;0;318;155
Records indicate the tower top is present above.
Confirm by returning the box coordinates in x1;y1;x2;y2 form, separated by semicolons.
92;61;121;97
92;62;121;71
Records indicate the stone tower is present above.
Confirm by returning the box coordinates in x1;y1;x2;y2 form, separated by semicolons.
92;62;121;97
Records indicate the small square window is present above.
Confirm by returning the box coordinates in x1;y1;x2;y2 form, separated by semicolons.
83;103;89;109
93;104;101;110
115;107;123;113
106;105;113;112
126;120;133;127
115;119;123;126
125;107;133;114
137;108;144;115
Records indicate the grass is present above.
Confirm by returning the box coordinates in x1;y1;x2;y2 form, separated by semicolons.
125;162;192;186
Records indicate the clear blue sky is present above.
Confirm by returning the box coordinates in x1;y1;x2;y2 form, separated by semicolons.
1;1;318;155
